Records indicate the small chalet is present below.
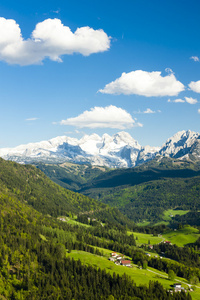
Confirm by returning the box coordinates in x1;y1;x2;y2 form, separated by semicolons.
173;283;182;292
111;252;117;257
121;260;131;267
164;241;171;245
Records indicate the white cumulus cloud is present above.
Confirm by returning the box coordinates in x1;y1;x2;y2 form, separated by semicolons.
185;96;198;104
60;105;142;129
198;109;200;114
190;56;199;62
168;97;197;104
188;80;200;93
0;17;111;65
99;70;185;97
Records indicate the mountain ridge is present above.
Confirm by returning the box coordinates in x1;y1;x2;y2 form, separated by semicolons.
0;129;199;168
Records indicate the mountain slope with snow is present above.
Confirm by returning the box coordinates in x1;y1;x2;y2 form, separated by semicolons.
0;130;199;168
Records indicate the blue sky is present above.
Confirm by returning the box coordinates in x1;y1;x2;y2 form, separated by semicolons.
0;0;200;147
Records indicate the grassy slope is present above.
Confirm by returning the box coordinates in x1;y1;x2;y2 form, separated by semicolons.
127;226;200;247
127;231;164;245
66;250;200;299
162;226;200;247
66;250;176;289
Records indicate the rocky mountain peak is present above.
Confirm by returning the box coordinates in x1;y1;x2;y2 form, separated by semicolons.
0;130;199;168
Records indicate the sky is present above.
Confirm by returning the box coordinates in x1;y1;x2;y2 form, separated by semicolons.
0;0;200;148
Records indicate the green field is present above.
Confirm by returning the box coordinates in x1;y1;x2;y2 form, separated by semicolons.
163;225;200;247
66;250;200;299
162;209;190;221
127;231;164;245
128;225;200;247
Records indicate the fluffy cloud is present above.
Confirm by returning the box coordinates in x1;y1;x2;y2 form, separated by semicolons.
198;109;200;114
0;17;110;65
99;70;185;97
168;97;197;104
185;97;198;104
60;105;142;129
188;80;200;93
190;56;199;62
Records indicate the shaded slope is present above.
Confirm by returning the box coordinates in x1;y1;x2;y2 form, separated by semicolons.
80;157;200;191
35;162;109;190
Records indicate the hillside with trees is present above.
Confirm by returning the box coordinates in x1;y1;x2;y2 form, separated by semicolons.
0;158;196;299
36;158;200;224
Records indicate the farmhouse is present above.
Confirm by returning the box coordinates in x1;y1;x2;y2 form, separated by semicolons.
121;260;131;267
173;283;181;289
164;241;171;245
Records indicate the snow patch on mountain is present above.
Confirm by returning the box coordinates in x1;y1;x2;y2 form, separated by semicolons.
158;130;199;158
0;130;199;168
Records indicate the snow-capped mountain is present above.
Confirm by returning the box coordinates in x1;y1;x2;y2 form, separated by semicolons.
0;130;199;168
158;130;200;160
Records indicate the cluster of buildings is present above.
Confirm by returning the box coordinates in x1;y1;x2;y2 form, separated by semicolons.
109;252;132;267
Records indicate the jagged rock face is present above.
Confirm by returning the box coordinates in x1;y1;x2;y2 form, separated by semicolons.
158;130;200;159
0;130;199;168
188;136;200;160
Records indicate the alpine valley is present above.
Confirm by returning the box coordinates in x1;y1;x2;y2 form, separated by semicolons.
1;130;200;299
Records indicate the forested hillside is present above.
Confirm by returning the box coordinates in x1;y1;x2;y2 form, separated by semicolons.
0;158;194;299
36;158;200;224
0;158;108;217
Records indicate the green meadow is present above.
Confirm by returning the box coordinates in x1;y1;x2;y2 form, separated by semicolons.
162;225;200;247
127;231;164;245
162;209;189;221
128;225;200;247
66;250;200;299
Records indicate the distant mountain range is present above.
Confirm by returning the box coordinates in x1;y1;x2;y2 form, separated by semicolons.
0;130;199;168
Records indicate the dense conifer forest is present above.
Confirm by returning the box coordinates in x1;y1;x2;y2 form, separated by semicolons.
36;158;200;224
